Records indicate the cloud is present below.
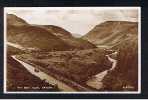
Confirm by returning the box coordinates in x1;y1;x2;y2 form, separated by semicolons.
5;7;139;36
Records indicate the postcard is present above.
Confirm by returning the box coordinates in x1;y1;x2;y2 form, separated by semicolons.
4;7;141;94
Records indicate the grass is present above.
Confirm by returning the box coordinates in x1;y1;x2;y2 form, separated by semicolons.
102;36;138;91
17;48;111;90
7;45;60;91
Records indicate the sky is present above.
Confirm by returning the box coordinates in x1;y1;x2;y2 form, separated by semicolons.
5;7;140;36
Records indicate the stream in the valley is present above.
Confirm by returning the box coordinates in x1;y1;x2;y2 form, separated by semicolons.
86;53;117;90
8;42;117;91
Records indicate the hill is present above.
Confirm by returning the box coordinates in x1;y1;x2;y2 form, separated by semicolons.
7;14;28;26
83;21;138;48
17;48;111;84
38;25;96;49
7;25;72;51
7;14;73;51
7;14;96;51
102;36;138;91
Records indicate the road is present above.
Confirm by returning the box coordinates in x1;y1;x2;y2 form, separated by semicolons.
7;42;26;50
7;42;117;91
7;42;89;91
7;42;38;51
11;55;76;91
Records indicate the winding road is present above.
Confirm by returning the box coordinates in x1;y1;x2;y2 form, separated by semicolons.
11;55;76;91
7;42;26;50
7;42;117;91
7;42;76;91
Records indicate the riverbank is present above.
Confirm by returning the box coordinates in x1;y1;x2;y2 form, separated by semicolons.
86;52;117;90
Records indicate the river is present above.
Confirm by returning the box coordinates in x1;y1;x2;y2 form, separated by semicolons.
86;53;117;90
8;42;117;91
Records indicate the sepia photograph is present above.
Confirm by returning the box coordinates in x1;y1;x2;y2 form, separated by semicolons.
4;7;141;93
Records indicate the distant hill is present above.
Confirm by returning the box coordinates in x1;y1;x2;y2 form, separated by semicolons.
38;25;96;49
83;21;138;48
72;33;82;38
7;14;96;51
38;25;73;39
8;25;73;51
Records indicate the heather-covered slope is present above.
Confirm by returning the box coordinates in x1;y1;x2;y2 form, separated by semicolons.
18;48;111;83
7;14;96;51
39;25;96;49
7;45;60;91
83;21;138;48
7;14;28;26
7;25;72;51
102;36;138;91
6;13;139;91
7;55;59;91
83;21;138;91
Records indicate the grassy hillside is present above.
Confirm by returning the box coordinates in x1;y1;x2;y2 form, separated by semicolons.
7;14;96;51
83;21;138;47
7;25;73;51
102;36;138;91
7;55;59;91
17;48;111;84
39;25;73;38
6;14;138;91
7;14;28;26
38;25;96;49
7;43;60;91
7;45;24;55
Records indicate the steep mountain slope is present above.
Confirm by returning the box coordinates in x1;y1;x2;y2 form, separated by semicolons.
39;25;96;49
83;21;138;91
7;14;96;51
39;25;73;39
102;36;138;91
7;14;71;51
7;25;72;51
7;14;28;26
83;21;138;48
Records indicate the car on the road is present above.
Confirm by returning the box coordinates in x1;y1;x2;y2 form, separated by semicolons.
34;68;39;72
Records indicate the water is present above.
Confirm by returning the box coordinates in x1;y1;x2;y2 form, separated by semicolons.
86;70;108;89
86;53;117;90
